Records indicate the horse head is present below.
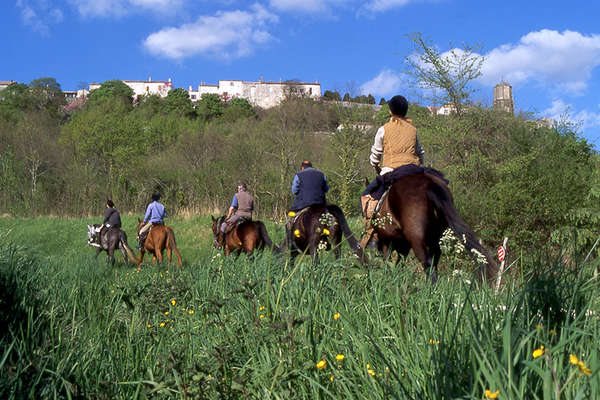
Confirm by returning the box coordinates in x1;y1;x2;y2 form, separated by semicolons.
87;224;102;247
211;215;225;250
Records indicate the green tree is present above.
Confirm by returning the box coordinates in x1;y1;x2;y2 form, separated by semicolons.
196;93;224;121
164;88;194;117
379;97;387;105
222;98;256;122
323;90;341;101
88;80;134;108
405;32;484;116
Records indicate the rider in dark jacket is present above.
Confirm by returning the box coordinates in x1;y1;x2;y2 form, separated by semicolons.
290;161;329;211
102;199;122;229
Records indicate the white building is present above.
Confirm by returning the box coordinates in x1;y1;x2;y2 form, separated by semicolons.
188;79;321;108
0;80;15;90
89;77;173;100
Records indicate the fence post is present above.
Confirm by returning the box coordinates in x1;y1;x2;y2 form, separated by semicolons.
495;237;508;294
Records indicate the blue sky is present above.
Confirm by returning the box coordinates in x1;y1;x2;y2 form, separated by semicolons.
3;0;600;145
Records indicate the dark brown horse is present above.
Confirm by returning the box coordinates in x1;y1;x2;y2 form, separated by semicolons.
135;219;182;271
211;216;278;256
281;204;363;262
370;173;497;284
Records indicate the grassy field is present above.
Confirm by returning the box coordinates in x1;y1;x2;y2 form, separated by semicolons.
1;215;599;399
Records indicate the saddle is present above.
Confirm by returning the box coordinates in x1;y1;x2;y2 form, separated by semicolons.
224;217;250;235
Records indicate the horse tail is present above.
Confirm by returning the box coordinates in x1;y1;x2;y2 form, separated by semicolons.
119;230;140;265
426;181;498;282
167;228;183;266
256;222;280;253
326;205;365;262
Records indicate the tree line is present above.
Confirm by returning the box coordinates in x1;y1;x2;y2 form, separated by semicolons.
1;77;598;252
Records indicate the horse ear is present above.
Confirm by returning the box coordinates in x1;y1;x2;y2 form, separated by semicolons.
365;177;370;186
138;218;141;223
211;215;215;222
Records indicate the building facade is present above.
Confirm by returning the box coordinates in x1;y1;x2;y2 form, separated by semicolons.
0;80;15;90
89;77;173;100
188;79;321;108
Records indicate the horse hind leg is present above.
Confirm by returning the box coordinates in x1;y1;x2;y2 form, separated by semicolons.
411;239;437;284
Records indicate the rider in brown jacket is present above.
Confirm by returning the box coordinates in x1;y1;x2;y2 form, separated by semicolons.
221;183;254;233
360;95;424;248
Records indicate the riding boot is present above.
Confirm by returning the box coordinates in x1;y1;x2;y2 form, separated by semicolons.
137;232;146;250
359;195;379;249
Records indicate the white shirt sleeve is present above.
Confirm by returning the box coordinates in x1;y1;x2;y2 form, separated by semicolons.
369;126;385;167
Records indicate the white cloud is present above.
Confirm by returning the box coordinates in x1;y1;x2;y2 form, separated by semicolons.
16;0;64;34
68;0;183;17
269;0;349;13
542;100;600;132
480;29;600;95
362;0;417;12
143;4;278;60
360;69;407;97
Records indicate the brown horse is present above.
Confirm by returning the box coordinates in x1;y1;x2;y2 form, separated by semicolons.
281;204;364;262
211;216;278;256
370;173;498;284
135;219;182;271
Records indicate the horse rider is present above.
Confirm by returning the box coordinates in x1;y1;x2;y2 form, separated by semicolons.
138;192;167;249
101;199;122;231
286;160;329;240
221;182;254;233
360;95;424;248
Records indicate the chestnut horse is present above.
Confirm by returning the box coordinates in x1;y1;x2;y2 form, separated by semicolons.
371;173;497;284
281;204;364;262
211;216;278;256
135;219;182;271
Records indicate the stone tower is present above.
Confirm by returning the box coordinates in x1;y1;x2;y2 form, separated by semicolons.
493;82;514;114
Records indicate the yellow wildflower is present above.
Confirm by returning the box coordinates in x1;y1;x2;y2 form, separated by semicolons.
549;329;556;335
288;211;296;217
160;322;166;327
429;339;440;345
322;228;330;236
316;360;327;369
330;375;334;382
578;361;592;376
485;389;500;399
111;290;115;294
294;229;301;238
259;314;265;319
188;310;195;315
570;354;579;365
368;368;375;377
147;323;151;329
571;355;592;375
164;311;169;316
532;345;544;359
171;299;176;306
336;354;344;361
535;324;543;329
259;306;265;311
333;313;341;320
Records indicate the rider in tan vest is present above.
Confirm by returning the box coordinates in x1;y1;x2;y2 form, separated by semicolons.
360;95;424;248
221;183;254;233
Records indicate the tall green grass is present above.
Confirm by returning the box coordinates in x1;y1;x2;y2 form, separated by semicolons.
0;216;598;399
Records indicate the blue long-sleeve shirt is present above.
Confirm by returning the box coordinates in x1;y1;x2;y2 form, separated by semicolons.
144;201;167;224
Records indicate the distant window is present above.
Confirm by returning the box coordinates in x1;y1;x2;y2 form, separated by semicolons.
230;82;234;86
146;86;149;92
309;88;312;95
191;95;196;99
